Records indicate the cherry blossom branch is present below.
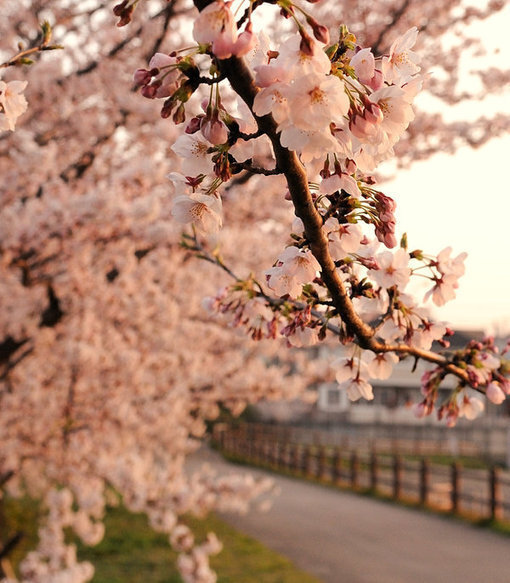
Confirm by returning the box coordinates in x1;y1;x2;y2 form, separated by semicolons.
371;0;412;54
234;160;282;175
192;0;476;390
215;54;376;337
0;22;63;69
0;346;34;383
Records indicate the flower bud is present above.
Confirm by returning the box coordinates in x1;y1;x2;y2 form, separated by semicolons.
133;68;152;87
141;82;159;99
299;30;315;56
368;69;384;91
306;17;330;44
161;98;177;119
113;0;128;16
114;1;134;27
365;103;384;125
201;118;228;145
173;103;186;125
233;24;257;57
185;116;202;134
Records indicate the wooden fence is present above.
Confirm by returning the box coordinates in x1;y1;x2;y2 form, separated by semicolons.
215;424;510;523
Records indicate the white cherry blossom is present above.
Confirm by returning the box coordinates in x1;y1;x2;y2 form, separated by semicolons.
382;27;421;84
369;248;411;289
172;192;222;233
285;73;349;132
0;78;28;131
171;134;214;176
486;382;506;405
266;246;320;298
362;350;399;379
323;219;363;260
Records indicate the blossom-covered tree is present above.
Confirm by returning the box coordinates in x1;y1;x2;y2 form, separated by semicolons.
1;0;509;581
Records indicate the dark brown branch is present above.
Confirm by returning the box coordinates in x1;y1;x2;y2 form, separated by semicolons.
0;346;34;383
0;532;24;562
235;160;282;176
0;471;14;489
372;0;413;54
145;0;179;62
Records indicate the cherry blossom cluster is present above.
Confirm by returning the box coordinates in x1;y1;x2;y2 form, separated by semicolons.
135;0;509;426
2;1;510;582
416;337;510;426
0;21;61;132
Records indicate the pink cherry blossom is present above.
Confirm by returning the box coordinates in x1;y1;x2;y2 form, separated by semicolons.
275;34;332;76
266;246;320;298
350;48;383;91
0;78;28;131
172;192;222;233
369;248;411;289
286;325;319;347
340;375;374;401
286;73;349;132
369;85;416;140
171;133;214;176
362;350;399;379
192;1;237;51
319;173;361;198
252;82;290;124
323;219;363;260
382;27;421;84
458;393;485;420
486;382;506;405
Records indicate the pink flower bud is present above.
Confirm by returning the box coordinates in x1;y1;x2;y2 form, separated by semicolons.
365;103;384;125
349;114;373;139
200;118;228;145
486;382;506;405
307;18;330;44
113;0;128;16
368;69;384;91
233;25;257;57
133;68;152;86
299;30;315;57
161;98;177;119
141;83;159;99
173;103;186;125
381;232;397;248
185;116;202;134
148;52;176;70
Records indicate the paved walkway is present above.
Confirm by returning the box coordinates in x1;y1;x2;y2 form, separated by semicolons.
193;449;510;583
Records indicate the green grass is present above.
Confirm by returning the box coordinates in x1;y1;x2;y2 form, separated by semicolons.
1;498;320;583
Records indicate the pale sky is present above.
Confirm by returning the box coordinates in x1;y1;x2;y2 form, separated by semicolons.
386;6;510;335
389;136;510;335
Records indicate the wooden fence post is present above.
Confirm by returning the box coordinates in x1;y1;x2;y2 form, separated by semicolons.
420;458;429;506
332;448;342;486
350;452;359;488
281;442;288;470
290;443;299;473
393;455;402;499
370;452;378;491
489;466;502;521
305;445;314;478
317;446;327;480
273;442;281;468
299;445;307;476
450;462;460;514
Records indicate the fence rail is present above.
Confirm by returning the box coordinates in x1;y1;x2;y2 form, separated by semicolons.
215;424;510;524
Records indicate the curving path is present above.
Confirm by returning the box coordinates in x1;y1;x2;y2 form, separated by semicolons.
193;448;510;583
